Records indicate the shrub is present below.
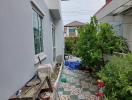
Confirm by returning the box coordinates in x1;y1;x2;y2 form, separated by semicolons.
97;54;132;100
65;38;74;54
75;16;130;68
65;37;78;54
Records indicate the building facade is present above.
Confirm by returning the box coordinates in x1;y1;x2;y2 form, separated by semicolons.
95;0;132;50
0;0;64;99
64;21;85;37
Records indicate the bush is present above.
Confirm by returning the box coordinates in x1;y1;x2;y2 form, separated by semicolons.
97;54;132;100
75;16;130;68
65;37;78;54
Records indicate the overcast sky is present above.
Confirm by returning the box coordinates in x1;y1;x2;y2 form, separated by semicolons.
61;0;105;25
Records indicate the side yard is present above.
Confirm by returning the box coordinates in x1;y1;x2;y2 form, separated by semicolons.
64;17;132;100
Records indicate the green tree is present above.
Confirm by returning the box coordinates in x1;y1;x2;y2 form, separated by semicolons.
76;16;130;68
76;17;100;67
65;38;74;54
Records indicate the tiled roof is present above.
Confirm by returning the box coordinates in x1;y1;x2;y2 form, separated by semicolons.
64;21;85;27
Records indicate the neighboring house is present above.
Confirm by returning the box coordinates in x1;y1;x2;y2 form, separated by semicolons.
0;0;64;99
95;0;132;50
64;21;85;37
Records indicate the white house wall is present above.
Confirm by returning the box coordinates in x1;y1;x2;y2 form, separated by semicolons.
45;0;61;10
55;20;64;63
0;0;64;99
0;0;34;99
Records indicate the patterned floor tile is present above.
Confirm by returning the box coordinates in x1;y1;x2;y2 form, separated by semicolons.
78;94;86;99
57;66;98;100
63;91;71;95
59;94;70;100
82;88;90;92
70;95;78;100
71;88;82;95
58;87;64;92
75;84;82;88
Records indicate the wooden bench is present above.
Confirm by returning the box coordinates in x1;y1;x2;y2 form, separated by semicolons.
9;76;53;100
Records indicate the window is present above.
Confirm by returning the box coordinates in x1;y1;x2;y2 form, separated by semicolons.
69;28;76;33
32;9;44;55
114;24;123;36
69;28;76;37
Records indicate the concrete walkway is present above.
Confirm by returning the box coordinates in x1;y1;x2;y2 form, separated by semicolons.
57;66;99;100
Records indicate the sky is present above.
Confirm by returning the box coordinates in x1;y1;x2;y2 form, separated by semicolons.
61;0;105;25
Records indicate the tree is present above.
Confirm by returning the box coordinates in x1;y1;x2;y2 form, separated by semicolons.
76;17;100;67
76;16;130;68
65;38;74;54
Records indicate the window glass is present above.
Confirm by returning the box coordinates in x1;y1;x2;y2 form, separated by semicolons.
69;28;76;33
33;9;44;54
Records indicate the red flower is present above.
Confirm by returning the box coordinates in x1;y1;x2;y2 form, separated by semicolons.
98;82;105;88
96;92;105;97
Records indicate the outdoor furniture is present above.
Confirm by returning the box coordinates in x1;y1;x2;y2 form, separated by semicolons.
9;65;53;100
9;75;53;100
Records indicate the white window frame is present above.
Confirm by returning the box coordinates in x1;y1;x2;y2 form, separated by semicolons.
69;27;76;37
31;1;47;64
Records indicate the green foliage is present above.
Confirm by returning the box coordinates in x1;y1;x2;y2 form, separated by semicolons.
97;54;132;99
112;36;130;53
75;16;130;67
65;38;78;54
65;38;74;54
76;18;100;66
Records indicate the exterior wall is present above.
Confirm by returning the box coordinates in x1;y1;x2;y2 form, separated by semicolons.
96;0;132;51
45;0;61;10
0;1;34;99
67;27;70;37
55;20;64;63
0;0;64;99
96;0;130;19
64;27;78;37
123;24;132;51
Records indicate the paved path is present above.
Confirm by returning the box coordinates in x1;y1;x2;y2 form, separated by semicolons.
57;66;99;100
